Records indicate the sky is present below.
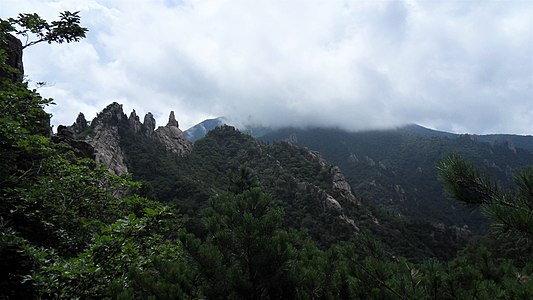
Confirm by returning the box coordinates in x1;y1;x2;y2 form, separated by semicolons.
1;0;532;135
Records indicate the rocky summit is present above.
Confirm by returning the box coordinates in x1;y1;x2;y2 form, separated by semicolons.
68;102;192;174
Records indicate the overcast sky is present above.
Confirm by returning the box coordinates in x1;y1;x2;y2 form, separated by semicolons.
1;0;532;134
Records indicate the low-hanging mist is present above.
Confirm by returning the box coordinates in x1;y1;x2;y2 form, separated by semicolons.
2;0;532;134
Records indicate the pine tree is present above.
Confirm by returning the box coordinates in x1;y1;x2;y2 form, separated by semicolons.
438;155;533;240
180;168;316;299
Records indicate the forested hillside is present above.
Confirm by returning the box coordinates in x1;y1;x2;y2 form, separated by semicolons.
1;12;532;299
111;123;474;259
260;127;533;233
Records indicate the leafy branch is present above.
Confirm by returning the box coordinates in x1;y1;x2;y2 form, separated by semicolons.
1;11;87;49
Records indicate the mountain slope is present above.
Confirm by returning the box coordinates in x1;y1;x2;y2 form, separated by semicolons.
137;125;471;258
402;124;533;152
67;104;472;259
260;126;533;233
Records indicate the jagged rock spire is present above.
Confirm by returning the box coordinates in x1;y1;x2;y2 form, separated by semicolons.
101;102;124;115
143;112;156;134
72;112;88;133
129;109;142;133
129;109;138;120
64;103;193;175
76;113;87;126
168;111;179;127
93;102;125;126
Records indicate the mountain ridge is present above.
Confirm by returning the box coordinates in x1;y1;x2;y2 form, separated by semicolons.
61;103;472;259
185;119;533;152
69;102;192;174
184;117;227;142
260;126;533;234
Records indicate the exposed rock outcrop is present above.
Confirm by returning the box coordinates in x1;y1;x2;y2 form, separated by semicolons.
168;111;178;127
52;125;95;159
0;33;24;82
296;180;360;232
85;103;129;174
128;110;142;133
330;165;360;206
275;141;366;233
71;113;88;133
294;143;361;206
66;103;193;175
153;111;192;155
143;112;156;135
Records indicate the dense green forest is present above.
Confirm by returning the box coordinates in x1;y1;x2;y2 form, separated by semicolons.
260;127;533;234
121;123;471;261
1;12;532;299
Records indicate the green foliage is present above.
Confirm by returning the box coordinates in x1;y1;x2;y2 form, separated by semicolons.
2;10;532;299
109;256;198;299
0;16;185;298
0;138;183;298
27;206;183;298
0;81;52;135
181;180;298;299
1;11;87;49
438;155;533;240
120;125;359;247
261;127;533;236
120;124;473;260
7;154;139;253
438;154;499;204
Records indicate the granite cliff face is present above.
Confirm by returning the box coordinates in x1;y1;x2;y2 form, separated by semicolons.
300;146;361;207
52;125;95;159
153;111;192;155
80;103;128;174
69;102;192;174
282;142;364;232
238;138;368;236
0;33;24;82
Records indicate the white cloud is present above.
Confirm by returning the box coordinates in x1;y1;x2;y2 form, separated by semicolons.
2;0;532;134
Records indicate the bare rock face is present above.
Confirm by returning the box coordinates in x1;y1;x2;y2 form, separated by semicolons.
86;102;129;175
57;125;75;139
92;125;129;174
71;113;88;133
67;103;192;175
330;166;360;206
154;111;193;155
93;102;125;126
168;111;178;127
276;141;366;232
296;180;360;232
129;110;142;133
143;113;156;135
0;33;24;82
297;144;361;206
52;125;95;159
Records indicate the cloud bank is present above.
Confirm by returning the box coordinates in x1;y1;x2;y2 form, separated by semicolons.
2;0;532;134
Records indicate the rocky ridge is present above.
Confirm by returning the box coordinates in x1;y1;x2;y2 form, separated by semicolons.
69;102;192;174
300;146;361;207
272;141;367;233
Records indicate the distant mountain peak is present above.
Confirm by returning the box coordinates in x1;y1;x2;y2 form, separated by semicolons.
184;117;227;142
397;123;457;138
